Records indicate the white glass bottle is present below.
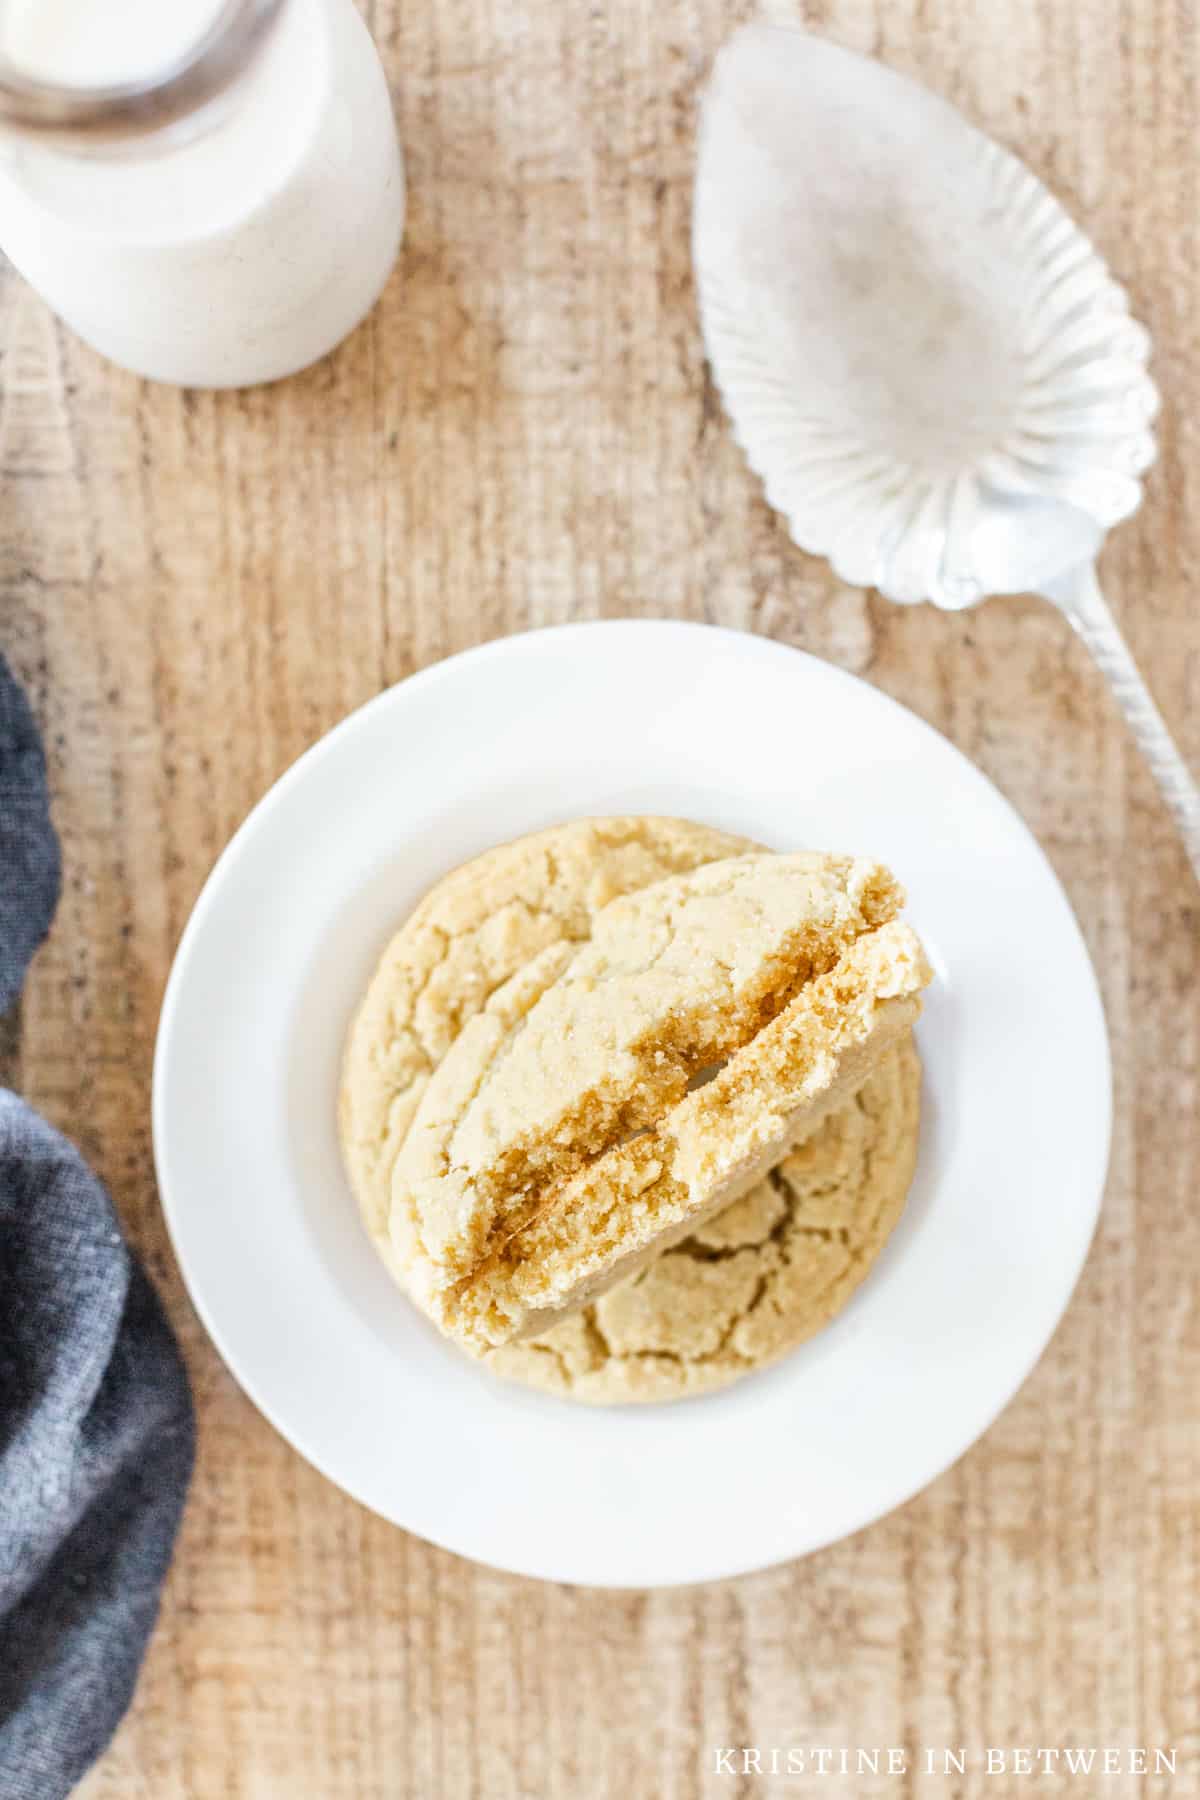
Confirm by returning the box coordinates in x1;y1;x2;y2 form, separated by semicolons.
0;0;405;387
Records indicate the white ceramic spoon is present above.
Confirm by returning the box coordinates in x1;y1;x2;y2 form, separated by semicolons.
694;22;1199;880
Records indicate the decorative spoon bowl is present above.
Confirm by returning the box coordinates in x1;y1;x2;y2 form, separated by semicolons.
694;23;1198;879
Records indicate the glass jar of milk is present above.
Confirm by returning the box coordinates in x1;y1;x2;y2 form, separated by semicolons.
0;0;405;386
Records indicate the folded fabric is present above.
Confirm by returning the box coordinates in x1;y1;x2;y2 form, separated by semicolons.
0;1100;195;1800
0;655;195;1800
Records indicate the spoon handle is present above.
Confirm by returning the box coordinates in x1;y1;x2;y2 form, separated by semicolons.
1040;561;1200;882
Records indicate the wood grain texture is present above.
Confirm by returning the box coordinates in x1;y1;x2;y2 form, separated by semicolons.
2;0;1197;1794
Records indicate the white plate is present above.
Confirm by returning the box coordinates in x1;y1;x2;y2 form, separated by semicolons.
153;620;1110;1587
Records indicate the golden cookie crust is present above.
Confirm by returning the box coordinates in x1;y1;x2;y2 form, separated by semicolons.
482;1035;921;1404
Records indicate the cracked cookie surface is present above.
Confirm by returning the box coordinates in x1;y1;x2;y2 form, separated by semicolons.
482;1035;921;1404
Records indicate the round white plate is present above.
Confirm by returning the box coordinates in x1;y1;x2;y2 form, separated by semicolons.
154;620;1110;1587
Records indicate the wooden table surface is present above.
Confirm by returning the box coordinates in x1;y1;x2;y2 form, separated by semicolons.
3;0;1197;1795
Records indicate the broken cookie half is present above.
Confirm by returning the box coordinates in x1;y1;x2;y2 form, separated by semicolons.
389;851;931;1352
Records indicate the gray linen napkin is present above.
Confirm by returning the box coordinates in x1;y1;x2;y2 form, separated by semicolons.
0;656;195;1800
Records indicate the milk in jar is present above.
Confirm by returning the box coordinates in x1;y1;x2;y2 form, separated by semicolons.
0;0;405;386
